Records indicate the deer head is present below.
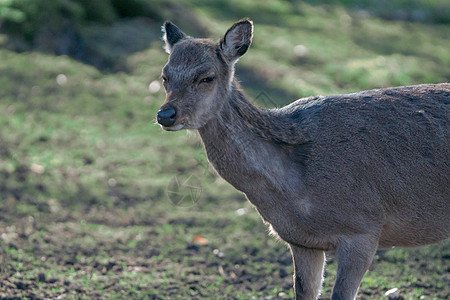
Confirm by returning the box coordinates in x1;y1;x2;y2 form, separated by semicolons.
157;19;253;130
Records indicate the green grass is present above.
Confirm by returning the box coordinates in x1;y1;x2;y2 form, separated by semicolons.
0;1;449;299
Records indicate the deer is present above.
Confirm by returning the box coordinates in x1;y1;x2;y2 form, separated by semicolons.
156;18;449;300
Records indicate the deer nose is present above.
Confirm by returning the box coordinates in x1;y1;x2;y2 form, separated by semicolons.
157;106;177;127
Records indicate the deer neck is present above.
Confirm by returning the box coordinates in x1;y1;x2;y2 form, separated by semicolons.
198;83;281;193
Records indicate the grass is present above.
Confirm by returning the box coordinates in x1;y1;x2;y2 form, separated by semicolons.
0;1;449;299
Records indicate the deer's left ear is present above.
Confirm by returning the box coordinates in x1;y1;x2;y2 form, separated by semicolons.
162;21;187;54
220;18;253;63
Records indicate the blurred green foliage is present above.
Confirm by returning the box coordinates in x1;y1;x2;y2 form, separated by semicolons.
2;0;448;72
303;0;450;23
1;0;84;42
1;0;448;49
0;0;25;22
0;0;163;52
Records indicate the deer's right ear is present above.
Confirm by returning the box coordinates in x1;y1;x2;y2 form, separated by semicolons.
162;21;186;54
220;18;253;63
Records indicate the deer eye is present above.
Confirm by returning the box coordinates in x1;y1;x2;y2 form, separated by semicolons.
200;76;215;84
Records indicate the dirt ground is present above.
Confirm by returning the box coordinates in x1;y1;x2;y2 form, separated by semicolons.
1;203;448;299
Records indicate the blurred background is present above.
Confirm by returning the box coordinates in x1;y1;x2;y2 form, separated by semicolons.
0;0;449;298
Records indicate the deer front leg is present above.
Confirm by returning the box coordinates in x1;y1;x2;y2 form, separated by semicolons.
331;235;378;300
290;244;326;300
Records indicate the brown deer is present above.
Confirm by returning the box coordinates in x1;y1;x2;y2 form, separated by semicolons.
156;18;449;299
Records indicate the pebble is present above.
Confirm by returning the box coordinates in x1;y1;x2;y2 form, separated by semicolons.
37;273;46;282
385;287;403;300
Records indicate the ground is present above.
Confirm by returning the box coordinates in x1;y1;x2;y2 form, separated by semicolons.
1;206;449;299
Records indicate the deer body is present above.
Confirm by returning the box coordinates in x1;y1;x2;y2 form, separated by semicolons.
157;19;450;299
200;82;449;249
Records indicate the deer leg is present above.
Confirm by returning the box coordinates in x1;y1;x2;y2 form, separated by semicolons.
290;244;326;300
331;235;378;300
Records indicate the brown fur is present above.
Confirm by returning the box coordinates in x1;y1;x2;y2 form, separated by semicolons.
157;19;450;300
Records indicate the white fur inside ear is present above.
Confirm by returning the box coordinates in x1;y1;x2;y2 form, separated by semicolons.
161;25;171;54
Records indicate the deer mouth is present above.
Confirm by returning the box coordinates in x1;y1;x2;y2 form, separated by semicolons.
161;123;184;131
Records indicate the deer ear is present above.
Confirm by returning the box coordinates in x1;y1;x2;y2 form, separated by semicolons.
162;21;187;54
220;18;253;63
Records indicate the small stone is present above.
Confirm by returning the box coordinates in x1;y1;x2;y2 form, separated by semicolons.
385;287;399;296
294;45;308;57
30;163;44;174
279;267;289;278
37;273;46;282
258;283;267;291
56;74;67;85
14;281;27;290
106;261;116;270
385;287;402;300
235;208;248;215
